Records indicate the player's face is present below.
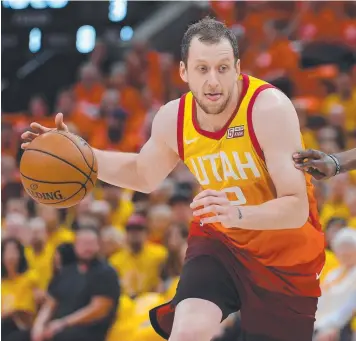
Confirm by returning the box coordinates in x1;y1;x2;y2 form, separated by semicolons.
180;37;240;115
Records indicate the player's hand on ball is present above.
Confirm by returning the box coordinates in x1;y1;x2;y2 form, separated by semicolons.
191;189;239;228
21;112;69;149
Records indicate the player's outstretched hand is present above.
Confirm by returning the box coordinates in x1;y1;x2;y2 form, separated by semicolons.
190;189;239;228
21;113;69;150
292;149;337;180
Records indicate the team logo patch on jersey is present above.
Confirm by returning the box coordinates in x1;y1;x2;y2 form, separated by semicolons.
227;125;244;139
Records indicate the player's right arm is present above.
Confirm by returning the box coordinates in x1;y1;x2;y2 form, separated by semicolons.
21;101;180;193
293;148;356;180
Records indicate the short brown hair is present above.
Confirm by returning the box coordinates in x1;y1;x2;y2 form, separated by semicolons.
181;17;239;65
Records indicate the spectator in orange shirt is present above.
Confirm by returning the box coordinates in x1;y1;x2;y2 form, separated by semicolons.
110;63;145;114
72;63;105;139
74;63;105;106
210;1;237;28
340;2;356;49
132;40;165;102
297;1;342;43
89;93;137;152
124;50;144;89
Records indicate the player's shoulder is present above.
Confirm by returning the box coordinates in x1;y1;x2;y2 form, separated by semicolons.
154;98;180;123
151;98;181;149
252;87;297;124
254;87;293;111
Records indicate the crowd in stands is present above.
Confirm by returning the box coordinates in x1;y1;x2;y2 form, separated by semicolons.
2;1;356;341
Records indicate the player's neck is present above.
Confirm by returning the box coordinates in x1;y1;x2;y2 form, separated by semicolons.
196;80;241;132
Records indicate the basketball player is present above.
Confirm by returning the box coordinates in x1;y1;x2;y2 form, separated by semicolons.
293;148;356;180
22;18;325;341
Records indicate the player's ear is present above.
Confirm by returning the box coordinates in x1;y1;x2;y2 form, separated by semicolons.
235;59;241;76
180;61;188;83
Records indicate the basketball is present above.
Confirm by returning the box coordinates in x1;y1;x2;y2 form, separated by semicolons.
20;130;98;208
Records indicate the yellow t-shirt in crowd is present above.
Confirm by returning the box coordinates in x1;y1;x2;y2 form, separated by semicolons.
94;187;134;230
110;243;167;296
319;202;350;229
130;293;166;341
302;129;319;150
25;244;55;290
321;89;356;132
107;295;137;341
111;199;135;231
164;277;179;301
1;271;37;315
47;226;75;249
347;216;356;229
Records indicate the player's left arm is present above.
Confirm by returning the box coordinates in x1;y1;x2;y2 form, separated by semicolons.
192;89;309;230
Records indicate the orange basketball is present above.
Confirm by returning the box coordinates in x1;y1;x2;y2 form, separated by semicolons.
20;130;98;208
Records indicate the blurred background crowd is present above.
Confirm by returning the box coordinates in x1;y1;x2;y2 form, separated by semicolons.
1;1;356;341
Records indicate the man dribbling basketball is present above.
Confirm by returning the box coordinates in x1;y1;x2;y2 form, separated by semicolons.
22;18;325;341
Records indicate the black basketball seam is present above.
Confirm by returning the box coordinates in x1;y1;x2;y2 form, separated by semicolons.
20;173;83;185
87;139;97;186
52;131;97;174
24;148;94;186
21;172;87;205
54;131;97;200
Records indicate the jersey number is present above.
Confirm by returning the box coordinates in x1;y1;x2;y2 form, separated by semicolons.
222;186;247;205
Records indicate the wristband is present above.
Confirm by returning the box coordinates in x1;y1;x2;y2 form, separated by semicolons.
328;154;341;176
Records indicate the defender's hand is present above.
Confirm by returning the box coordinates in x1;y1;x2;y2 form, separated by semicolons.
191;189;239;228
21;113;69;150
293;149;337;180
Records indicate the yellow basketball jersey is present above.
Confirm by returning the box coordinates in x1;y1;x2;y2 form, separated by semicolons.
178;74;275;205
177;74;324;268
